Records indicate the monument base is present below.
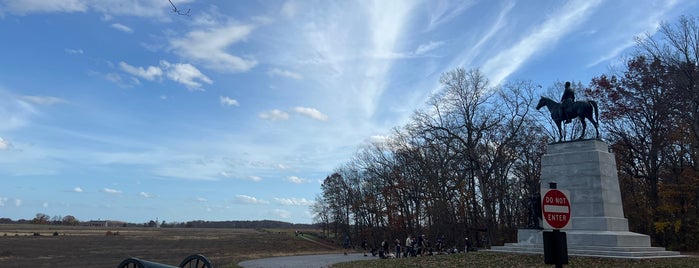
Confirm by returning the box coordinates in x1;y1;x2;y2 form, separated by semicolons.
490;140;681;258
489;229;681;258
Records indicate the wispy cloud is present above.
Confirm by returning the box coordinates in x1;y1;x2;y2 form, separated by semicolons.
170;23;258;73
481;0;602;85
139;192;152;198
0;137;10;150
119;61;212;90
102;188;122;195
275;197;314;206
268;68;303;80
111;23;133;33
64;48;83;54
72;187;83;193
272;208;291;219
235;194;269;204
20;95;65;105
293;107;328;121
220;96;239;107
160;61;213;90
259;109;289;121
285;176;309;184
2;0;88;14
119;62;162;81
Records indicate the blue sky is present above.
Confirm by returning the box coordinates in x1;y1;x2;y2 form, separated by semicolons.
0;0;695;224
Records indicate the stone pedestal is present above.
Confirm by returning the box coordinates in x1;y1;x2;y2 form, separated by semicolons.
490;139;681;258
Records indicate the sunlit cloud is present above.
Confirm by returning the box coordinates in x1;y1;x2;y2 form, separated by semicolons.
293;107;328;121
268;68;303;80
220;96;239;106
274;197;314;206
102;188;122;195
119;62;162;81
170;23;258;73
73;187;83;193
285;176;309;184
235;194;269;204
139;192;152;198
0;137;10;150
64;48;84;54
259;109;289;121
111;23;133;33
272;208;292;219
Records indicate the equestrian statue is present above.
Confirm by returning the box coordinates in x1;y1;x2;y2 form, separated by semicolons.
536;82;600;142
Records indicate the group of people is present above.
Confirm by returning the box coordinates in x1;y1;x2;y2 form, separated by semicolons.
359;234;475;258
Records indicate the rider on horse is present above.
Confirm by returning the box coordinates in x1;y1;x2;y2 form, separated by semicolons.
560;81;575;124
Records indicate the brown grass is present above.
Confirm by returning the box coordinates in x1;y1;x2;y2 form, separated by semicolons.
0;224;339;268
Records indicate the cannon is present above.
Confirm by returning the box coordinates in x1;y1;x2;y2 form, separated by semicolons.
117;254;212;268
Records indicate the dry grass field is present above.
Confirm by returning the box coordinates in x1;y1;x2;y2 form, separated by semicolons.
0;224;339;268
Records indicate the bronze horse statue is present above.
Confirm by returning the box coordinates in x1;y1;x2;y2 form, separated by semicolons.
536;96;599;141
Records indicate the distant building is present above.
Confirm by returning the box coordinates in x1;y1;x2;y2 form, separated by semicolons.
82;220;125;227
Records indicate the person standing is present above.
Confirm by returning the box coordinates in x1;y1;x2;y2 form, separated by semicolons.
560;81;575;124
394;239;401;258
404;235;412;257
361;239;368;256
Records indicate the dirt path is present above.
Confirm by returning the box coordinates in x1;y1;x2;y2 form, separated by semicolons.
238;253;372;268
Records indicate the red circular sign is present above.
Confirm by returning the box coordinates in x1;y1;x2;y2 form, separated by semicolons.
542;189;571;229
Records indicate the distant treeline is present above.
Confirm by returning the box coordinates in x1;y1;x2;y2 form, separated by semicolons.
0;216;318;230
176;220;318;229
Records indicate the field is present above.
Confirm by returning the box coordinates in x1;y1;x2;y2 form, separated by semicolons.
0;224;337;268
0;224;696;268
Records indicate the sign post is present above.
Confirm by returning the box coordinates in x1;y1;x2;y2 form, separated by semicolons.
542;183;570;268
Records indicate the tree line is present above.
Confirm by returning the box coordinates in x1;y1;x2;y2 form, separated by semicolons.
313;15;699;251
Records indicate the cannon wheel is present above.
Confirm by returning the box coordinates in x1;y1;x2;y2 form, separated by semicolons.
178;254;213;268
116;257;146;268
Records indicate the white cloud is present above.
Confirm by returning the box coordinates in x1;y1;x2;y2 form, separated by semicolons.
102;188;122;195
20;95;65;105
0;197;20;207
293;107;328;121
119;61;162;81
160;60;213;90
2;0;196;19
139;192;152;198
268;68;303;80
247;175;262;182
2;0;88;14
0;137;10;150
280;1;297;18
73;187;83;193
169;23;258;73
64;48;83;54
220;96;239;106
111;23;133;33
414;41;445;55
481;0;602;85
285;176;309;184
272;208;292;219
196;197;208;202
259;109;289;121
275;197;314;206
235;194;269;204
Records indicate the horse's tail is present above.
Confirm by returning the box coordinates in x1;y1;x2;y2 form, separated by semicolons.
589;100;599;123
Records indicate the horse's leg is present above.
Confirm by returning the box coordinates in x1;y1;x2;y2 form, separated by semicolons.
593;117;600;139
556;120;563;142
579;117;586;140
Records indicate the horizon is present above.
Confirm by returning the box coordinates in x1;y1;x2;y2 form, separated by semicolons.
1;0;698;224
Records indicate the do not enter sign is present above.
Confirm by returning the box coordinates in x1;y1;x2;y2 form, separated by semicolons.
541;189;571;229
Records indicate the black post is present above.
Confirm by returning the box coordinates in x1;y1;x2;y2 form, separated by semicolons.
543;182;568;267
